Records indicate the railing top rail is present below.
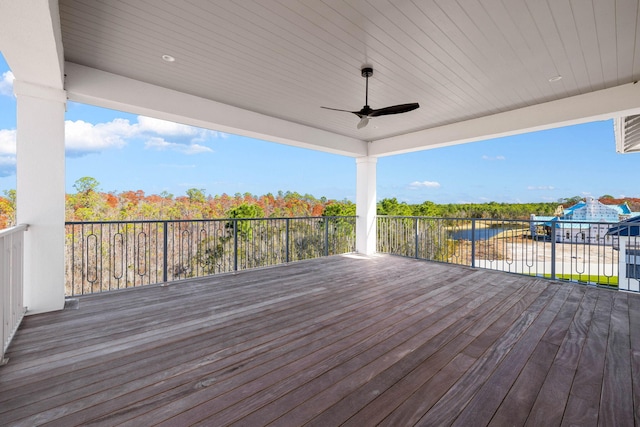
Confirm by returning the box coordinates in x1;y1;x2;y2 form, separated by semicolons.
0;223;28;237
376;216;530;222
65;216;357;225
376;216;633;227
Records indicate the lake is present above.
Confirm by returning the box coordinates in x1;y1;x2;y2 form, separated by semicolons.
449;227;511;241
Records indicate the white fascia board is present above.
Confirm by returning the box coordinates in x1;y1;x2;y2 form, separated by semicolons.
64;62;367;158
370;82;640;157
614;117;626;153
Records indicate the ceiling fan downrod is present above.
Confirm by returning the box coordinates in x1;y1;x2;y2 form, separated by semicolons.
362;67;373;109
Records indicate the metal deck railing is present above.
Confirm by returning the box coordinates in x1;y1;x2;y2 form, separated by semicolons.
377;216;640;291
1;224;27;364
65;216;356;296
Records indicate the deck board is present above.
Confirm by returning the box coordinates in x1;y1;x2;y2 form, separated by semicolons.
599;294;634;427
1;254;638;427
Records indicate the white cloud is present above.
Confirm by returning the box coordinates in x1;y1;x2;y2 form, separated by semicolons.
0;129;16;155
0;129;18;177
0;71;14;97
0;156;16;166
136;115;227;140
137;116;202;137
409;180;441;189
0;156;16;177
527;185;555;191
65;119;134;155
145;137;213;154
0;115;222;158
64;116;221;156
482;155;506;161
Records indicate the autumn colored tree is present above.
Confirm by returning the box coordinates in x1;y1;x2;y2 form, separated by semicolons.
0;192;15;229
6;174;615;230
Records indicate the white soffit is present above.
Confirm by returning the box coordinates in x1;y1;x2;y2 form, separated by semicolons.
51;0;640;156
64;62;367;157
371;81;640;157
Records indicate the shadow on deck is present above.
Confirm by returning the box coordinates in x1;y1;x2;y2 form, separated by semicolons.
1;254;639;426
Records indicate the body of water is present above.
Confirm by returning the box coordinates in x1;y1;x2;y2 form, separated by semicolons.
450;227;510;241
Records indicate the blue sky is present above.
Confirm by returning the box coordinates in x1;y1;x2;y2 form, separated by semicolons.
1;53;638;204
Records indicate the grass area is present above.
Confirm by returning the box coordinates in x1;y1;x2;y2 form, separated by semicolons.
535;273;618;288
445;222;528;231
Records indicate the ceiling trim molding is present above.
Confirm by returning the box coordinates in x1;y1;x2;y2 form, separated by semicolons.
13;80;67;104
370;82;640;157
64;62;368;158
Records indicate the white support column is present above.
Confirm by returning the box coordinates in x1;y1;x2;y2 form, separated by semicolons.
356;156;377;255
14;81;67;314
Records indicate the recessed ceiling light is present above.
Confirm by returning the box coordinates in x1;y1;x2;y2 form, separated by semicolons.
548;75;562;82
162;54;176;63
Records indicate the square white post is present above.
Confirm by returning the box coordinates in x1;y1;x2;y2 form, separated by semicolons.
356;156;377;255
14;81;66;314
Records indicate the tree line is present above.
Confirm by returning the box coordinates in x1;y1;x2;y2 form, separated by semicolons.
376;197;560;219
61;177;357;222
377;195;640;219
1;176;638;228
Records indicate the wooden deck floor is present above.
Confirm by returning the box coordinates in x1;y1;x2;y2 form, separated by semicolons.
1;254;639;426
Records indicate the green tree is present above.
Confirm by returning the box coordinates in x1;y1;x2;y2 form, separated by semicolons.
226;203;264;219
3;189;16;206
322;202;356;254
69;177;104;219
160;190;173;200
73;176;100;194
186;188;207;204
322;202;356;217
226;203;265;239
377;198;413;216
413;200;439;217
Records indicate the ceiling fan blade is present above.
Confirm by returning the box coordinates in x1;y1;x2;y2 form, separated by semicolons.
321;106;363;117
369;103;420;117
321;68;417;130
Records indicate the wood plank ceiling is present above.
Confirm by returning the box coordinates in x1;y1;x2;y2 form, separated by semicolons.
58;0;640;143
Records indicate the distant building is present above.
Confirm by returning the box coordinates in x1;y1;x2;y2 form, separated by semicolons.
562;197;632;222
531;197;636;245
